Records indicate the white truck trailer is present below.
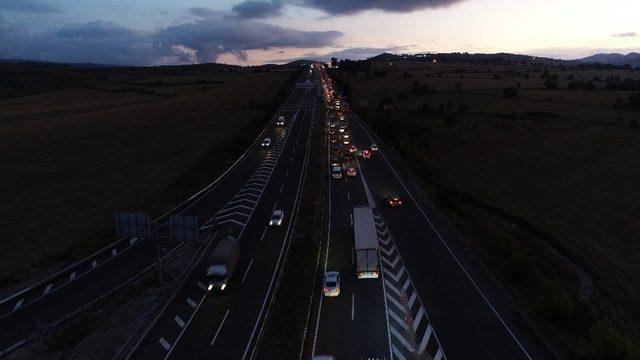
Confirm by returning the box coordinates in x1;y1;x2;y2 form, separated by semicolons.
353;206;380;279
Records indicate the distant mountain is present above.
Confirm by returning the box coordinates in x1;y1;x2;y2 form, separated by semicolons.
282;59;316;67
578;52;640;68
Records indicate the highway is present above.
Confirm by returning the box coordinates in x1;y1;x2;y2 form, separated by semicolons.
0;70;316;356
129;71;319;359
306;70;556;360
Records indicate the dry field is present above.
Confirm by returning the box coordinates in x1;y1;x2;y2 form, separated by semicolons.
338;63;640;358
0;64;294;284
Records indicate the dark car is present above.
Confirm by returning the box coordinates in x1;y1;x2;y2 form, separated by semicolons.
386;195;403;207
330;157;341;167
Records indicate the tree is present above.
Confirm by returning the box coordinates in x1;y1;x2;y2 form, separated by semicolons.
458;103;470;114
628;92;640;110
503;87;518;98
544;79;559;90
567;82;578;90
330;57;338;68
419;84;430;94
397;91;409;100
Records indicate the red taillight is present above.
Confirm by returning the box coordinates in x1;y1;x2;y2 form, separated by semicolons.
323;288;328;293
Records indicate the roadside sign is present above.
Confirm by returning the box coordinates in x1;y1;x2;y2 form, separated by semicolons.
115;212;151;239
169;215;200;242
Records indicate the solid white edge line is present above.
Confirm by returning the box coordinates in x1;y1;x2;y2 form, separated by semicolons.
243;89;314;360
351;293;355;321
357;116;530;360
311;117;332;358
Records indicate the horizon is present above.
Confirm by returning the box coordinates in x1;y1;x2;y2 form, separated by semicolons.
1;0;639;66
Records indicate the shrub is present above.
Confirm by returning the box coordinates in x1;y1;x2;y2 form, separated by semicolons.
458;103;470;114
628;92;640;110
582;320;640;360
397;91;409;100
411;81;421;94
442;114;456;126
503;87;518;98
419;84;430;94
535;282;574;325
630;119;638;128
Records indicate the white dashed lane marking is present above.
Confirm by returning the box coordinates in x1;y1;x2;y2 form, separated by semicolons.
186;298;197;309
174;315;185;328
43;284;52;295
210;309;231;347
159;337;171;351
242;259;254;283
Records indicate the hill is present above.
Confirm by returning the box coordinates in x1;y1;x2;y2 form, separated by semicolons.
579;52;640;68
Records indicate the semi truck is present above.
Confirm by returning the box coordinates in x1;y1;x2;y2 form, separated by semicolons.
205;236;240;292
353;206;380;279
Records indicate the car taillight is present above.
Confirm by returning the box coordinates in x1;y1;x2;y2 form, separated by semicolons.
323;288;328;293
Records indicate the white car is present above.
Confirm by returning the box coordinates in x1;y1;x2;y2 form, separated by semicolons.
323;271;340;297
370;144;379;151
269;209;284;226
261;138;271;147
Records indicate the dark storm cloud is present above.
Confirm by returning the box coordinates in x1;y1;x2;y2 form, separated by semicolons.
612;32;637;38
155;17;342;62
295;0;465;15
0;14;343;65
0;0;60;13
232;0;283;19
0;21;157;65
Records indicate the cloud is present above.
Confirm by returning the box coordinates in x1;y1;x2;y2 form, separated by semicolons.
0;0;60;13
155;17;342;62
0;15;343;65
322;46;414;60
267;45;415;64
294;0;465;15
232;0;283;19
612;32;637;38
0;21;158;65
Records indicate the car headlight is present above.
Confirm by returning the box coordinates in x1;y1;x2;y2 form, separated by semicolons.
208;284;213;291
220;283;227;291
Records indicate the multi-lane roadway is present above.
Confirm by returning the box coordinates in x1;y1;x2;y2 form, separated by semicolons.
129;73;319;360
306;69;556;360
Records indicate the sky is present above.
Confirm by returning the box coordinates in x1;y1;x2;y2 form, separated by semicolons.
0;0;639;66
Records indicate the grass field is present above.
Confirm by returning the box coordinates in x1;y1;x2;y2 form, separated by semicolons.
0;63;296;285
335;63;640;359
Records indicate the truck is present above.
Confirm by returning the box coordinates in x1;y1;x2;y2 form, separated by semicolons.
205;236;240;292
353;206;380;279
